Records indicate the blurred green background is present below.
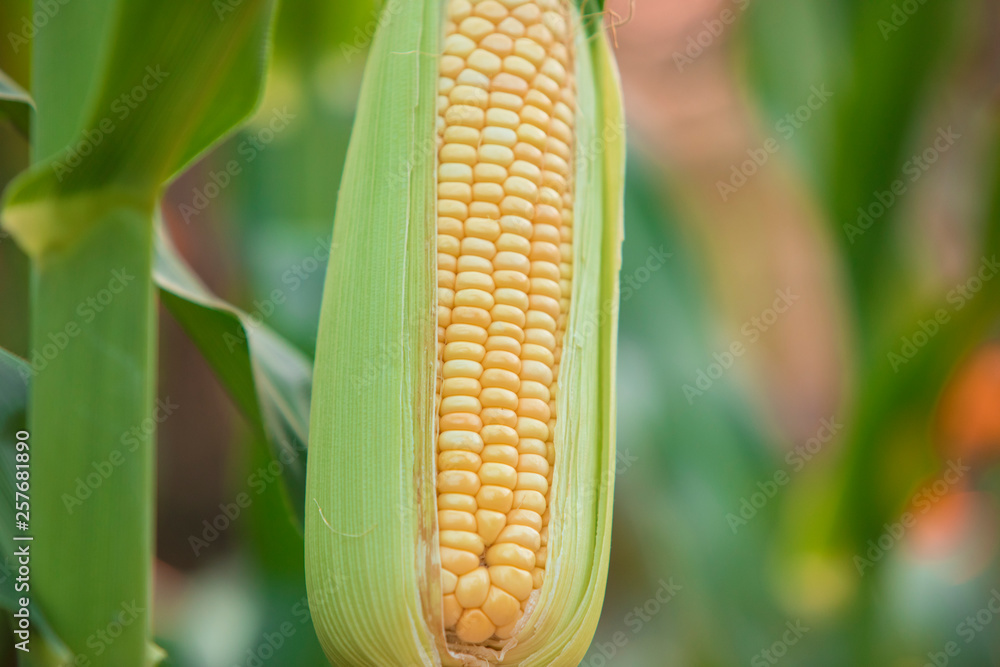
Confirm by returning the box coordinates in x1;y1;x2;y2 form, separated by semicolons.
3;0;1000;665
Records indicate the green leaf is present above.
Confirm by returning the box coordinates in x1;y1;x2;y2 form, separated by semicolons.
154;223;311;526
0;68;33;137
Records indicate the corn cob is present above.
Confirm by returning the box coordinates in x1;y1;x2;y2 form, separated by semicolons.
434;0;576;644
305;0;623;664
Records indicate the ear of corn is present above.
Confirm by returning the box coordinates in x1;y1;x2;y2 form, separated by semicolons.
304;0;623;664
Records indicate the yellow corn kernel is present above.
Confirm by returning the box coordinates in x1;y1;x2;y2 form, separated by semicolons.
435;0;576;645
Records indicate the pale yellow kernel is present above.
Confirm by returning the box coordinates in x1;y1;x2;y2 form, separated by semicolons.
440;394;483;417
541;11;566;39
489;91;523;111
528;261;560;282
456;254;495;274
495;232;531;256
446;105;485;129
456;67;492;89
509;159;542;183
455;289;495;311
445;33;477;58
451;307;492;330
482;125;518;147
442;358;484;379
467;48;502;76
477;508;507;544
473;162;508;184
500;195;534;218
443;593;463;627
445;323;488;344
440;509;478;531
504;175;539;201
526;21;555;47
439;493;478;513
448;0;473;21
483;350;521;373
506;508;543;532
512;489;546;514
486;542;535;569
440;530;485;555
516;471;548;495
479;462;517;489
535;546;548;566
484;334;521;354
438;451;481;472
456;609;495;643
487;320;525;342
525;88;554;113
511;3;540;24
492;72;529;96
503;55;537;80
481;33;514;57
486;107;520;129
481;407;518;428
481;444;519;466
438;234;460;257
478;144;515;167
514;141;542;163
529;294;560;320
442;341;486;362
439;182;472;204
441;55;466;79
444;125;480;145
482;586;521;627
438;470;482;495
470;202;501;218
497;524;541;551
473;182;505;204
480;386;520;410
518;380;549;401
442;569;459;595
524;310;556;333
497;16;525;38
517;396;550;421
481;426;519;448
491;304;526;327
519;104;550;131
455;568;491;608
442;546;481;575
532;568;544;589
477;484;514;512
455;271;495;292
464;217;501;241
490;565;533;601
439;199;469;220
513;37;546;66
498;215;532;237
449;84;489;108
459;16;496;42
460;238;498;261
438;430;485;453
516;122;547;150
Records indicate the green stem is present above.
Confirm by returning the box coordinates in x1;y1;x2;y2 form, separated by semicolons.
25;205;157;666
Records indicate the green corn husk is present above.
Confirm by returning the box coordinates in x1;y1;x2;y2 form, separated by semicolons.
304;1;624;665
